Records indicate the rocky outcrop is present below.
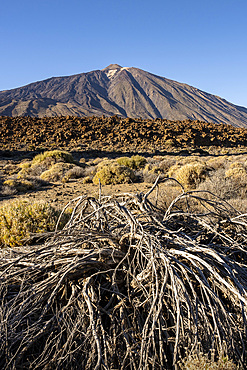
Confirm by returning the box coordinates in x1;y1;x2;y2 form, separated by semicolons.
1;115;247;152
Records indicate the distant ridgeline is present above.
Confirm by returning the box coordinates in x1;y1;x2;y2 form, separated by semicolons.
1;115;247;152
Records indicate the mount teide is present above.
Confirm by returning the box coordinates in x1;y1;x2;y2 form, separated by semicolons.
1;64;247;128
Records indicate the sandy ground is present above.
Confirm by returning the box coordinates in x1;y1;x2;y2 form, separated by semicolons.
0;179;154;209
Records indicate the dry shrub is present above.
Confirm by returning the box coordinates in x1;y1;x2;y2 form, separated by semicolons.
143;163;161;174
2;175;49;196
206;156;228;170
225;162;247;180
197;170;241;200
227;197;247;214
197;169;247;213
158;157;177;173
167;163;181;177
62;166;85;182
83;164;97;178
18;150;77;179
81;175;92;184
93;162;136;185
179;155;203;165
3;163;20;175
0;180;246;369
3;178;35;193
40;163;74;182
18;161;49;177
179;348;238;370
142;170;161;183
142;163;166;183
91;157;110;165
169;161;208;189
0;199;69;247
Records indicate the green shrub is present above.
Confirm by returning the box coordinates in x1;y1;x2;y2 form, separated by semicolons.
116;157;133;168
17;150;76;178
32;150;74;165
116;155;146;169
130;155;147;169
93;163;136;185
0;199;69;247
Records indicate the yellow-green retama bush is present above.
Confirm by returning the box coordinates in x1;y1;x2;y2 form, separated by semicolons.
168;161;208;189
93;163;136;185
0;199;68;247
17;150;76;179
32;150;74;165
116;155;147;169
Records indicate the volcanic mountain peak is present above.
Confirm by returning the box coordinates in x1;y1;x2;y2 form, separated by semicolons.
102;64;123;71
1;65;247;127
103;64;131;80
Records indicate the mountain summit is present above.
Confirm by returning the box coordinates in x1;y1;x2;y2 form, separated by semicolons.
1;65;247;127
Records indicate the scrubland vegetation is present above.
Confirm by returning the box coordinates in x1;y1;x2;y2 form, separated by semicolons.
1;150;247;369
1;115;247;368
2;148;247;214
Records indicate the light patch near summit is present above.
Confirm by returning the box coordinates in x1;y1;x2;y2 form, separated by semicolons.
105;67;130;80
106;69;118;79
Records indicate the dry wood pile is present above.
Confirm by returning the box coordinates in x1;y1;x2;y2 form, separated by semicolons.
0;178;247;369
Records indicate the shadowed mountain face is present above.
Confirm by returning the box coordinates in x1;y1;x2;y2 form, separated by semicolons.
1;64;247;127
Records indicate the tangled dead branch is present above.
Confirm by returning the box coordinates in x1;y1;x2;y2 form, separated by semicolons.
0;178;247;369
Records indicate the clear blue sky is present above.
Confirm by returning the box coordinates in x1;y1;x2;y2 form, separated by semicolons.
1;0;247;107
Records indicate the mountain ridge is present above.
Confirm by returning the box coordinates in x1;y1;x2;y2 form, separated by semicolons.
1;65;247;127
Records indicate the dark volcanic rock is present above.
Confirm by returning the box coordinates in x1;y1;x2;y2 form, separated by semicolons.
1;115;247;152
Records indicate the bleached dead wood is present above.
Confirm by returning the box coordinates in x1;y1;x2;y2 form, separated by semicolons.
0;178;246;369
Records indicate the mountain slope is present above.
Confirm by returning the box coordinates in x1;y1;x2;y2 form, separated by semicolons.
1;64;247;127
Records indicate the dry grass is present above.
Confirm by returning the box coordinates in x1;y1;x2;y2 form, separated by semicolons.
0;178;246;369
168;161;208;189
179;347;238;369
2;176;49;195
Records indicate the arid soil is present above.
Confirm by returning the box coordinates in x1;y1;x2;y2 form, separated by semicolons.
2;179;152;209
